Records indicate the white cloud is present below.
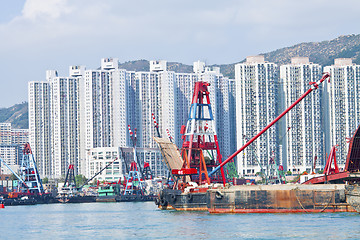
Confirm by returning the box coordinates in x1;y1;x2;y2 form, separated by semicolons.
21;0;73;20
0;0;359;107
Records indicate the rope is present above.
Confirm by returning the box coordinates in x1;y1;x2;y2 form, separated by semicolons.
319;191;334;213
294;188;309;213
294;188;333;213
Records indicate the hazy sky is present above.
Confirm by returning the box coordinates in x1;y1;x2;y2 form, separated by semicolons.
0;0;359;107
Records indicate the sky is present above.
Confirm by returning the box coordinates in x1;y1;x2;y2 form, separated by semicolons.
0;0;359;107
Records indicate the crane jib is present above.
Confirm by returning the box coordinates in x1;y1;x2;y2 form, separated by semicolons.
208;73;330;177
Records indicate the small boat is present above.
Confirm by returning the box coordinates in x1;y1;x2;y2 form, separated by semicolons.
96;185;120;202
56;186;96;203
0;195;37;206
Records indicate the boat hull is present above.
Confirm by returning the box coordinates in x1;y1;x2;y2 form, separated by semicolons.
0;197;37;206
159;184;355;213
96;195;117;202
56;195;96;203
158;188;208;211
116;194;156;202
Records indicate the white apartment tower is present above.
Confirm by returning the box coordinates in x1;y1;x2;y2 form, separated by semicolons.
49;76;80;178
235;56;278;176
28;58;237;179
136;71;161;148
173;72;197;147
324;58;360;167
158;71;176;143
82;58;129;151
280;57;324;174
28;81;52;177
29;70;81;178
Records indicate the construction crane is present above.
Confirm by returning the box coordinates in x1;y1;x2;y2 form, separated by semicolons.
152;113;161;138
63;164;77;188
209;73;331;177
166;129;173;143
78;157;118;189
172;81;226;186
123;161;144;196
0;143;44;195
128;125;144;179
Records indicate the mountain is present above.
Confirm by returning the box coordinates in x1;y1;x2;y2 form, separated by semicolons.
263;34;360;67
3;34;360;125
118;34;360;79
119;60;193;73
0;102;28;129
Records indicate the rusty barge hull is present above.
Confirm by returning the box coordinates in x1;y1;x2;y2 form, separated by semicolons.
160;188;208;211
159;184;355;213
208;184;354;213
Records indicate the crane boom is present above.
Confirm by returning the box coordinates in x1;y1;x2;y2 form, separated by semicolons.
209;72;330;177
78;157;118;189
0;157;27;187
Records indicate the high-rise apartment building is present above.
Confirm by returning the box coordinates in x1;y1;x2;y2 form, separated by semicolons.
49;76;80;178
28;81;52;177
136;71;162;148
29;69;81;178
324;58;360;167
280;57;324;174
28;58;236;179
235;56;278;176
172;72;198;147
82;58;129;149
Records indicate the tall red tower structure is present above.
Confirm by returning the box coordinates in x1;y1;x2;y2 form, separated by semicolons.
172;82;226;186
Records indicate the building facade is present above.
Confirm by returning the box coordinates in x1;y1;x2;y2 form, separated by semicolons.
0;123;29;175
324;58;360;167
28;58;236;179
28;81;52;177
280;57;324;174
49;76;80;178
86;147;167;181
235;56;278;176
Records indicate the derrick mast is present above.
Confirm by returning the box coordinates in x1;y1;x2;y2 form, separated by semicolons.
173;81;226;186
124;161;144;195
19;143;44;194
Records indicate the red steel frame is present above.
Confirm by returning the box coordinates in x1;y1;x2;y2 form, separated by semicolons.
173;81;226;186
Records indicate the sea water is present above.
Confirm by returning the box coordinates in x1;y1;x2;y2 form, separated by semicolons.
1;202;360;239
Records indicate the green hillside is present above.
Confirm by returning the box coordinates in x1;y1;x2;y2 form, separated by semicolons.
0;102;28;129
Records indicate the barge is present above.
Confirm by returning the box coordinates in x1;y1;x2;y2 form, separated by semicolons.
158;184;355;213
207;184;352;213
155;75;360;213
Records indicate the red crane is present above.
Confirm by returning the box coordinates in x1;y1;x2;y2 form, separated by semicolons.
209;73;331;177
172;81;226;187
